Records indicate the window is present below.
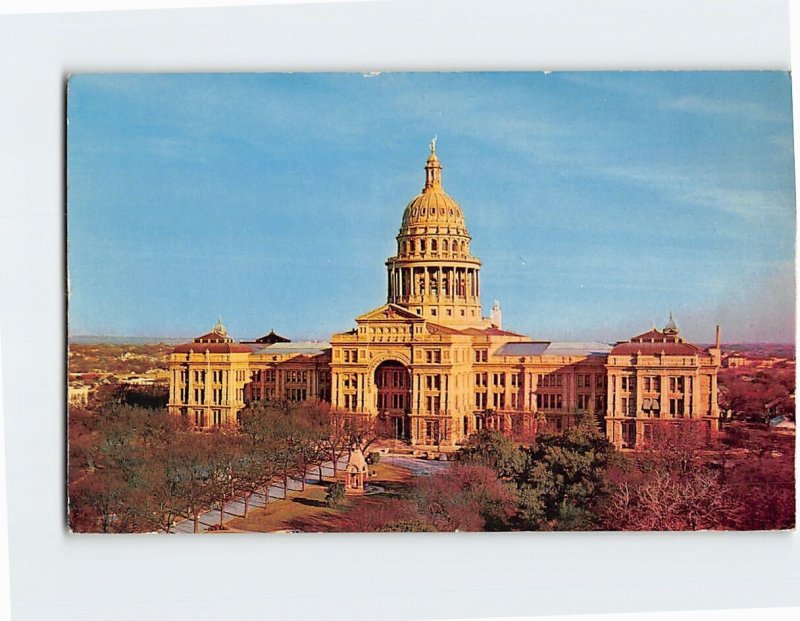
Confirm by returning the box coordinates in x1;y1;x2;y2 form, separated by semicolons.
344;349;358;363
622;397;634;416
492;373;505;387
426;395;441;413
474;349;488;363
426;349;442;364
475;392;487;409
511;373;521;388
213;410;222;427
670;398;685;416
577;394;590;410
425;375;441;390
475;372;487;387
596;374;606;389
493;393;505;409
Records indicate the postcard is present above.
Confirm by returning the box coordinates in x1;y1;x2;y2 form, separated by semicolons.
67;72;795;533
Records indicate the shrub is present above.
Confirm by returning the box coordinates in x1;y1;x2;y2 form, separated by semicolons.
366;451;382;465
325;482;346;508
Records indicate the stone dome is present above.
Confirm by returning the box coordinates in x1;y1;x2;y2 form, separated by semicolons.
401;190;467;231
399;147;469;235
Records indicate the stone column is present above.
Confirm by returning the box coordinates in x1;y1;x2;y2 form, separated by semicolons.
187;363;194;405
660;373;669;417
635;372;643;418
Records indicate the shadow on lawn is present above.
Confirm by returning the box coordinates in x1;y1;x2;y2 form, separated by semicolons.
292;497;327;508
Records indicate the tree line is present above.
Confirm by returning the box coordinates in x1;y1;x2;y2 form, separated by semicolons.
339;419;795;532
68;398;387;533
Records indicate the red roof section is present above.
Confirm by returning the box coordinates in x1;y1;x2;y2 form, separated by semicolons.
172;343;252;354
193;329;232;343
610;342;705;356
630;328;679;343
461;326;526;337
426;323;466;335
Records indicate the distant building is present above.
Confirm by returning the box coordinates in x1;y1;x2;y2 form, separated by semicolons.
68;385;90;407
167;144;721;449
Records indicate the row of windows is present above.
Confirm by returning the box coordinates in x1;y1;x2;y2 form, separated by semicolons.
619;376;687;392
285;370;308;384
402;238;468;255
378;393;407;410
622;397;687;417
375;369;409;389
286;388;307;402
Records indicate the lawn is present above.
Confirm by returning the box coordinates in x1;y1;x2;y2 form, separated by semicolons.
226;460;416;533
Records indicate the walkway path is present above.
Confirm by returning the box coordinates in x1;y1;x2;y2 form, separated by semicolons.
171;455;350;533
170;453;452;533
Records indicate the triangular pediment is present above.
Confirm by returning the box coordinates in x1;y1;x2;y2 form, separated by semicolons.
355;303;424;323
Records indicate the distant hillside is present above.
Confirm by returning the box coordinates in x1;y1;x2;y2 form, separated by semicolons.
68;335;189;345
721;343;795;358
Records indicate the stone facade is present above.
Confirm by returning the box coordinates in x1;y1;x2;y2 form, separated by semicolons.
167;144;721;449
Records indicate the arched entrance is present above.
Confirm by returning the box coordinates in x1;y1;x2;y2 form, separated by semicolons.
374;360;411;441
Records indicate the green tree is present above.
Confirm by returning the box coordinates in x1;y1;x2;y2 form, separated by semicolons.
514;421;612;530
456;429;525;479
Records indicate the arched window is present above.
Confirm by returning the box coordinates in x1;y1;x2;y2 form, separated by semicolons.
420;239;426;253
442;240;449;252
410;240;416;253
431;239;438;252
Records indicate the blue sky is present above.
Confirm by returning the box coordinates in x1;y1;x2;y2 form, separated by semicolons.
67;72;795;343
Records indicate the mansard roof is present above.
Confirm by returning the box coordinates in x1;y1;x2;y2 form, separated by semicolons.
610;341;705;356
193;329;233;343
630;328;681;343
253;330;290;344
172;342;252;354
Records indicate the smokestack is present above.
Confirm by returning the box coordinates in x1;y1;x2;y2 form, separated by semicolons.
715;325;721;349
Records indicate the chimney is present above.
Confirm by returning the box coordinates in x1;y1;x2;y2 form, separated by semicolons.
715;325;721;349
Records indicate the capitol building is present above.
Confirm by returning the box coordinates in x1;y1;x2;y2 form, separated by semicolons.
168;143;721;450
